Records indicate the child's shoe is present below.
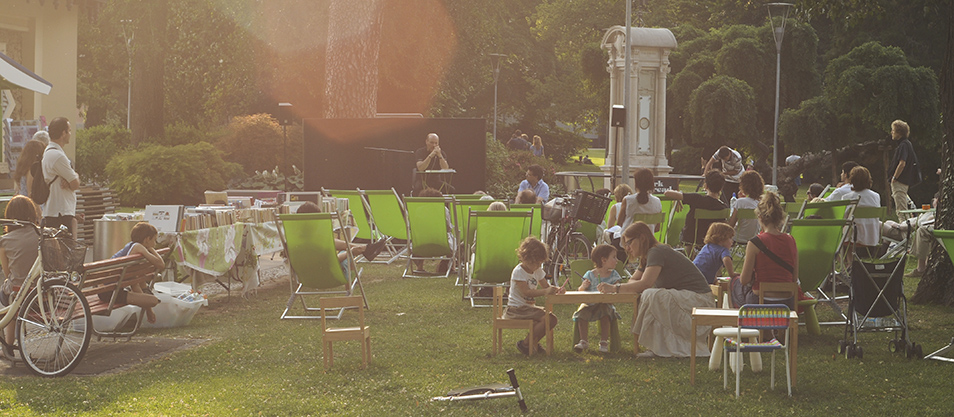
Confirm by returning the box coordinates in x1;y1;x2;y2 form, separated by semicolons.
573;339;589;352
516;340;530;356
599;340;609;353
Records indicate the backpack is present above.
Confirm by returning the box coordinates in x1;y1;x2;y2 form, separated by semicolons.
30;158;58;205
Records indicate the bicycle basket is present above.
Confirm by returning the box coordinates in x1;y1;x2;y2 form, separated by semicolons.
569;190;612;224
41;236;87;273
542;198;565;222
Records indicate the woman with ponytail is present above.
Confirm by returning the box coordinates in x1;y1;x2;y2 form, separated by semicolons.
613;168;661;260
730;191;799;308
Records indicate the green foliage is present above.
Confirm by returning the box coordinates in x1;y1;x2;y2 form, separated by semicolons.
485;136;565;201
686;76;757;154
231;166;304;192
216;114;303;175
669;146;705;175
75;124;131;184
141;121;216;147
106;142;242;206
778;96;839;155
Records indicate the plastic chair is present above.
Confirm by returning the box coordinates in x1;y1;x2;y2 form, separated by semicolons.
362;188;410;263
789;218;853;324
320;295;371;369
724;304;792;397
682;208;730;259
402;196;457;278
492;286;535;356
465;211;532;307
277;212;368;320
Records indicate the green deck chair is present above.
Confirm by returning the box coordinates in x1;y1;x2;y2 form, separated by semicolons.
681;207;730;259
362;188;409;263
799;198;857;221
465;211;532;307
655;195;679;244
323;188;380;243
567;259;622;352
927;230;954;362
454;199;497;285
403;196;457;278
451;194;484;201
277;212;368;320
666;200;688;247
510;203;545;239
789;218;853;325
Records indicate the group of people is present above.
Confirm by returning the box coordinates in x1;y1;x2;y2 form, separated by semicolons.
506;129;545;158
502;165;806;358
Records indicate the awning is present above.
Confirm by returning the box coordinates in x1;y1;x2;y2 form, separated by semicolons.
0;51;52;95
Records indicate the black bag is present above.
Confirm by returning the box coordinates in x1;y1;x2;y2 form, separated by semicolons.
30;160;57;205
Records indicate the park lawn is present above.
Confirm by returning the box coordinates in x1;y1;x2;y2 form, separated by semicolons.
0;258;952;416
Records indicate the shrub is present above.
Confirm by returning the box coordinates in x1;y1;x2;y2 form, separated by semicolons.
143;121;217;147
669;146;705;175
485;136;565;201
75;124;131;184
216;113;302;175
231;166;304;191
106;142;242;206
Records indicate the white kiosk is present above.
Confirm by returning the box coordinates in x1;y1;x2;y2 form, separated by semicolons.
601;26;677;185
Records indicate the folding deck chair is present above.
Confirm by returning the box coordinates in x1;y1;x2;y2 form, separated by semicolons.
323;188;385;263
362;188;410;263
665;201;688;247
925;230;954;363
655;195;679;244
681;208;730;259
277;212;368;320
464;211;533;307
454;199;497;285
840;255;920;359
789;218;853;325
403;196;457;278
509;203;544;240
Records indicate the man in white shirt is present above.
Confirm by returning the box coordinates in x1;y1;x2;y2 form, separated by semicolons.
705;146;743;201
42;117;82;236
825;161;859;202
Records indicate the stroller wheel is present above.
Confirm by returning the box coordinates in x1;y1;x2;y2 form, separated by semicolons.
856;346;864;359
838;340;847;354
845;344;855;359
888;339;899;353
904;341;914;358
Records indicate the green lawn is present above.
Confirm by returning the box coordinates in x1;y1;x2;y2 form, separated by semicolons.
2;257;952;415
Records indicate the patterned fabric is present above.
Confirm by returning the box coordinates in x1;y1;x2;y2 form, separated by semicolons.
738;305;791;329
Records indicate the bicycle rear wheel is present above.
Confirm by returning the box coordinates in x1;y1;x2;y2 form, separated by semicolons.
16;280;92;377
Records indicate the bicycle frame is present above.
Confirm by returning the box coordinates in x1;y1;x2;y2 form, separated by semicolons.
0;221;49;337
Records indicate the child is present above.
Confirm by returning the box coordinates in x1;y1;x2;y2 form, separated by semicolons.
573;244;622;353
692;222;739;285
506;236;563;355
109;222;165;324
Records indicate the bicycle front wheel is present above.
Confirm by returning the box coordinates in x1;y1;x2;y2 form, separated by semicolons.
16;280;92;377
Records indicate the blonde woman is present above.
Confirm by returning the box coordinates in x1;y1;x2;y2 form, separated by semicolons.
530;135;545;157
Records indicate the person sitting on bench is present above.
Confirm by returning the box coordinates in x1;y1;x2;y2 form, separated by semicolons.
109;222;165;324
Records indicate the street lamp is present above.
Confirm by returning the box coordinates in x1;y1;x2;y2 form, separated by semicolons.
120;19;134;130
489;53;505;142
767;2;793;185
278;102;293;192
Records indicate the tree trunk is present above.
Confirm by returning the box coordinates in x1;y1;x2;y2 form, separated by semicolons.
912;2;954;306
129;0;168;146
323;0;383;118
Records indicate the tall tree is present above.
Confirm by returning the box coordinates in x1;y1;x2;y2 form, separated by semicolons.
128;0;169;145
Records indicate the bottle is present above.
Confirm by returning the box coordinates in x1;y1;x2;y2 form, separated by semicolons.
730;192;737;208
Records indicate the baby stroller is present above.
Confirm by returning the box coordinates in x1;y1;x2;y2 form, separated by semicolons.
838;255;922;359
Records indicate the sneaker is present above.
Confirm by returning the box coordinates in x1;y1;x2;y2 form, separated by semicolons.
599;340;609;353
904;268;924;278
516;340;530;356
363;238;387;262
573;339;589;352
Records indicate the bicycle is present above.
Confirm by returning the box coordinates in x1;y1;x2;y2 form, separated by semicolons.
0;220;91;377
542;195;593;286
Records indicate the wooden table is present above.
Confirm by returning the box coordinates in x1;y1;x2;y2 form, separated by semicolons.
544;291;639;355
690;307;799;386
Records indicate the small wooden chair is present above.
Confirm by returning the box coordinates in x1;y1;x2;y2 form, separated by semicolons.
320;296;371;369
759;281;820;335
492;286;535;356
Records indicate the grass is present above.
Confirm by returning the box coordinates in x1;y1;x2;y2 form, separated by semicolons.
1;256;953;416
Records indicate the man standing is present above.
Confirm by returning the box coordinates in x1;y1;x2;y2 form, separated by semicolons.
42;117;82;236
704;146;743;201
515;164;549;203
890;120;920;220
414;133;451;193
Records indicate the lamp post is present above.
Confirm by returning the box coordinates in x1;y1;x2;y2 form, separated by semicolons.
120;19;134;130
489;53;505;142
767;3;793;185
620;0;632;187
278;102;293;192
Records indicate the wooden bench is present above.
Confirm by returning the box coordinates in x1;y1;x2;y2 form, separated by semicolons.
78;247;171;340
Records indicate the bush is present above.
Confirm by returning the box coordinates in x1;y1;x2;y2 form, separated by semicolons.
75;124;131;184
231;166;304;191
143;121;217;147
216;114;302;175
485;136;565;201
106;142;242;206
537;126;591;164
669;146;705;175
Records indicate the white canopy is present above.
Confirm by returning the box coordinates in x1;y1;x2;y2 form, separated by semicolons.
0;51;52;95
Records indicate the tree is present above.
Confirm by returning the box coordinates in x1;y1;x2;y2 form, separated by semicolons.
127;0;169;145
686;76;757;153
216;114;302;176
